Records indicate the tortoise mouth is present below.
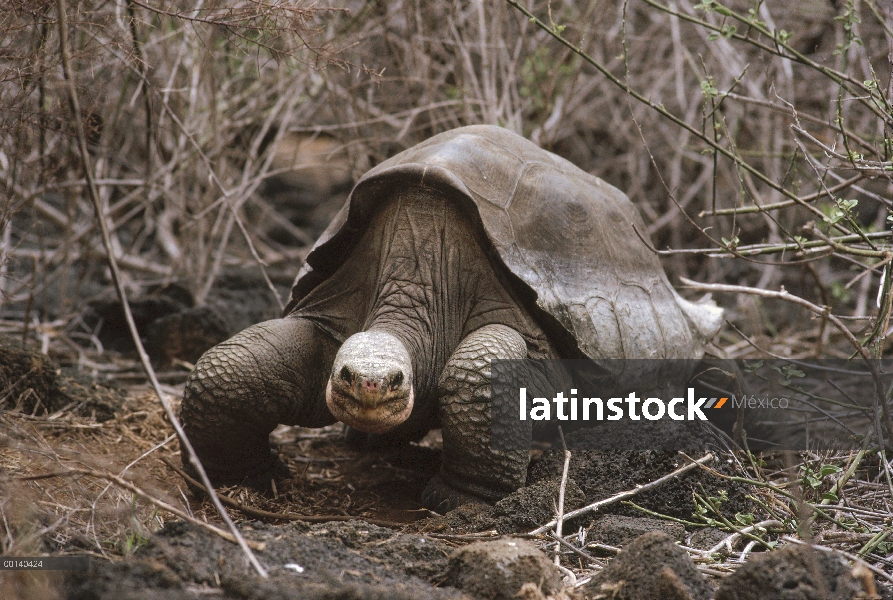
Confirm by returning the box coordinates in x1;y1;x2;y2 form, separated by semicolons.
325;380;414;434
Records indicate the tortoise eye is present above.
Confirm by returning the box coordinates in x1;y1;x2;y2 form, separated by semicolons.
339;366;352;383
390;372;404;389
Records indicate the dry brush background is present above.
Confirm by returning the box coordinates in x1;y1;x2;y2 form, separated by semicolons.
1;0;892;591
2;0;891;357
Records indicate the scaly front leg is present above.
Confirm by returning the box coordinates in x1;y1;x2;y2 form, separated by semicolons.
180;316;339;487
423;324;530;512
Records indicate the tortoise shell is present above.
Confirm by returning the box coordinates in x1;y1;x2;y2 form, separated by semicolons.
285;125;721;360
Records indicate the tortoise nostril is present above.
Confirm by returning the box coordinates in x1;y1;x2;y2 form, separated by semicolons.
339;366;352;383
390;372;404;389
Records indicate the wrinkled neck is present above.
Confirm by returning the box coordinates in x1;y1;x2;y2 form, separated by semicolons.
363;190;468;399
291;188;532;402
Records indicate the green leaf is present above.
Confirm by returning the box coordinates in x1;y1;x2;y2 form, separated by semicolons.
700;81;719;98
769;364;805;385
826;210;844;225
819;464;843;478
837;198;858;211
746;8;766;26
830;281;852;303
735;512;755;526
708;24;737;40
694;0;717;11
782;366;805;379
744;360;764;373
821;491;839;503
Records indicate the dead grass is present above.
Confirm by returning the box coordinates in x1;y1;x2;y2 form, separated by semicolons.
0;387;181;559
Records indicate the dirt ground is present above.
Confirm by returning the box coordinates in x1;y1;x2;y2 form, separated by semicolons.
1;344;891;599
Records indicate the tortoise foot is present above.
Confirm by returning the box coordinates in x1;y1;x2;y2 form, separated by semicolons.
421;474;492;513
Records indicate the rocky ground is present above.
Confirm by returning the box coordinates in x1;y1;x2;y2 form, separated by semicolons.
1;334;891;599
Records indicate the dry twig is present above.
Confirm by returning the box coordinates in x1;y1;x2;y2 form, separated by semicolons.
55;0;267;576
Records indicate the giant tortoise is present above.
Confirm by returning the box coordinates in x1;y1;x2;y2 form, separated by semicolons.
180;125;722;510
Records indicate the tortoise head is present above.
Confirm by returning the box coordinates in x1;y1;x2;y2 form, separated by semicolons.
326;330;414;434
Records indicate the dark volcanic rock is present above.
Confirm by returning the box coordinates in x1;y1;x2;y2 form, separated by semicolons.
65;560;193;600
589;515;685;547
65;520;466;600
82;270;291;367
426;501;501;534
714;543;872;600
55;367;125;422
223;577;463;600
492;477;585;531
427;477;585;534
0;339;62;414
530;428;753;522
146;305;230;365
443;538;563;600
687;526;728;550
83;284;193;354
583;531;712;600
0;339;123;420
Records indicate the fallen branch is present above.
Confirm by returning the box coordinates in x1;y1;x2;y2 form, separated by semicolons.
426;531;501;541
549;531;600;565
527;453;714;535
553;427;571;567
55;0;267;577
705;519;785;556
